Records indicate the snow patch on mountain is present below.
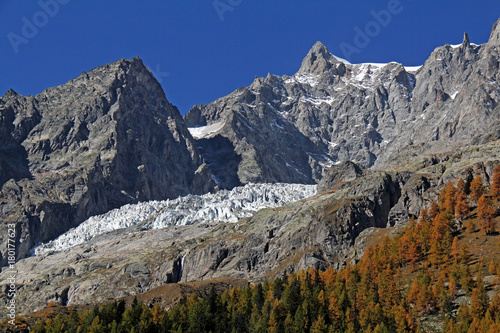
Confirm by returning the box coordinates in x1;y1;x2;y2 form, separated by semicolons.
450;42;479;48
188;121;225;139
34;183;317;255
285;73;321;87
300;96;337;106
404;65;422;72
287;60;420;92
332;54;352;65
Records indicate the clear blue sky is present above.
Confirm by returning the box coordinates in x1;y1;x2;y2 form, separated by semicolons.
1;0;499;114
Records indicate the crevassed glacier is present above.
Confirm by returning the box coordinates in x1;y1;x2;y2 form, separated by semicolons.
34;183;316;255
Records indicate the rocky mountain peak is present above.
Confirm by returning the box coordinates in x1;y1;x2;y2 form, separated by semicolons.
298;41;340;75
87;56;163;98
2;89;19;99
310;40;329;53
0;57;215;266
489;17;500;43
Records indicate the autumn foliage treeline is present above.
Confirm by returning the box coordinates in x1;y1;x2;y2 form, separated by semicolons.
10;167;500;333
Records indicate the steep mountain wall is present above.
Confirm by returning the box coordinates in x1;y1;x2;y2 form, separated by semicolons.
0;58;214;265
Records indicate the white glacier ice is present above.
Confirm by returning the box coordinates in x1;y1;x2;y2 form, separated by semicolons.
34;183;317;256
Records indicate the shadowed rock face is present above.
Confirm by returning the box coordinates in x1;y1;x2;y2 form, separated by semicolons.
184;19;500;185
195;135;242;189
0;57;214;266
317;161;365;193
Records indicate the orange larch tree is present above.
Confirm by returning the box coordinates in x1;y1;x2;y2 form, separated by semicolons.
459;244;470;265
428;201;440;220
477;195;497;235
407;242;420;270
419;208;431;224
440;181;457;214
448;275;457;297
450;236;460;262
268;299;284;333
454;189;469;220
491;165;500;199
328;291;341;324
470;287;488;318
407;279;421;305
488;260;496;276
470;175;485;203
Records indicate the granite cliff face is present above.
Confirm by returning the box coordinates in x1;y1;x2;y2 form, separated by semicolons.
185;18;500;186
0;57;214;266
378;30;500;167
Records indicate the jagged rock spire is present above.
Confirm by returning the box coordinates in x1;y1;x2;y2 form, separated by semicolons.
462;32;470;47
298;41;339;75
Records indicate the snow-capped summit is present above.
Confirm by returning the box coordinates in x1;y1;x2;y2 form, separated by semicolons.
184;29;498;186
